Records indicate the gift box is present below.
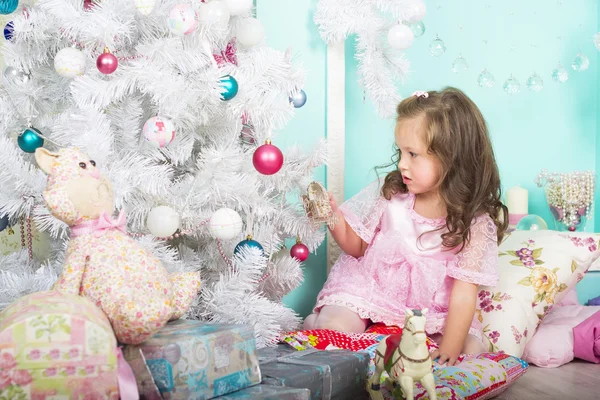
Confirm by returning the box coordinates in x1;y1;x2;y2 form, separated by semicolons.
123;319;261;400
257;344;370;400
216;384;311;399
0;291;119;399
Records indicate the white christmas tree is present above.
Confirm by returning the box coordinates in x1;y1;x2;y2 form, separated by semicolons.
314;0;426;118
0;0;325;347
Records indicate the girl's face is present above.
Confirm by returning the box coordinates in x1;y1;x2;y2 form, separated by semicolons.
395;115;442;196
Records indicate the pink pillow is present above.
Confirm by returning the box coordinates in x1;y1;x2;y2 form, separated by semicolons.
523;305;600;368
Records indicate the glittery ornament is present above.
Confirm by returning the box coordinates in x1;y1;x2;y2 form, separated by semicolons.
234;234;264;256
525;72;544;92
451;54;468;73
571;52;589;72
429;35;446;57
253;139;283;175
96;47;118;74
219;75;238;101
503;74;521;95
477;69;495;88
209;208;243;240
551;63;569;83
54;47;86;78
18;127;44;153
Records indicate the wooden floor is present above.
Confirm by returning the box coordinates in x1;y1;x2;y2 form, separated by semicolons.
495;361;600;399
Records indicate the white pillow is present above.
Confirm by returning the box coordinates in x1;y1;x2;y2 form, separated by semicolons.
477;230;600;357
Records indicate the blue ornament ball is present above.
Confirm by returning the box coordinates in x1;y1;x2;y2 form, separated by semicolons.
219;75;238;101
0;214;8;232
4;21;13;41
234;235;264;256
289;89;307;108
18;127;44;153
0;0;18;15
516;214;548;231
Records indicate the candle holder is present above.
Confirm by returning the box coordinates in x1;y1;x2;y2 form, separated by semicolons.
535;169;595;232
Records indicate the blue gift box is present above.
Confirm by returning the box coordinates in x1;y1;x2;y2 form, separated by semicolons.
215;384;311;400
124;320;261;400
257;344;370;400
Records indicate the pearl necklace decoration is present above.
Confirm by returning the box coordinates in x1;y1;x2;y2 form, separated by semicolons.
535;169;595;231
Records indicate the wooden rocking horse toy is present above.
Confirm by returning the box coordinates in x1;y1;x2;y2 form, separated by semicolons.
367;309;437;400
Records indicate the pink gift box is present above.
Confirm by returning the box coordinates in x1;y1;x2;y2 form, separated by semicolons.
0;291;119;399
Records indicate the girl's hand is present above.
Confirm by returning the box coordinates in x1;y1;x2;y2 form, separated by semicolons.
328;192;339;213
430;340;462;366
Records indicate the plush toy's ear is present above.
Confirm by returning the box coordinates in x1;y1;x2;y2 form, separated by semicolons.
35;148;59;175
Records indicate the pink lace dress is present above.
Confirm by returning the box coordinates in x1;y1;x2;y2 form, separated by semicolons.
314;181;499;339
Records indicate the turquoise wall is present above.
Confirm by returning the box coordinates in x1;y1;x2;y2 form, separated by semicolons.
346;1;598;233
260;0;600;315
257;0;328;318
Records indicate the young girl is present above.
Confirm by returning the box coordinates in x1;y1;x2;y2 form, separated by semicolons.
304;87;508;366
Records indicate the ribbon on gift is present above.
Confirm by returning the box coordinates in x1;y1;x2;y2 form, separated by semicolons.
117;347;140;400
258;348;333;400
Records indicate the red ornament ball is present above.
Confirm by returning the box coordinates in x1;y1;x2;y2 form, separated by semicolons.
253;140;283;175
97;48;118;74
290;242;309;262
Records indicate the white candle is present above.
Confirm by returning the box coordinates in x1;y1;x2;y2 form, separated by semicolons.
506;186;528;215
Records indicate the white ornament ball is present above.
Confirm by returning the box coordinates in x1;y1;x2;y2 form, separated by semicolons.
134;0;155;15
147;206;181;237
222;0;253;16
209;208;243;240
143;116;176;148
198;1;231;25
168;4;198;36
387;24;414;50
236;17;264;47
54;47;86;78
406;0;427;23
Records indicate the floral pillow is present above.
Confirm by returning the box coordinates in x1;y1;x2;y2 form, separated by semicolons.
477;230;600;357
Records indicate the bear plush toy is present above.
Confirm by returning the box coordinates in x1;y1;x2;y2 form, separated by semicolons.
35;147;201;345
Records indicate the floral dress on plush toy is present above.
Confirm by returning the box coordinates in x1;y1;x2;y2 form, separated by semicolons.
313;180;499;341
35;147;201;345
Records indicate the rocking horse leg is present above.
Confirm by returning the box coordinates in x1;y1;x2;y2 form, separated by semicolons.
399;375;414;400
421;372;437;400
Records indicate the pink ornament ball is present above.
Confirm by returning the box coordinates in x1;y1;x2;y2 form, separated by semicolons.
253;140;283;175
97;49;118;75
290;242;309;262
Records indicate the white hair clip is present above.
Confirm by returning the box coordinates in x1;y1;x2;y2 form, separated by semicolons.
412;91;429;99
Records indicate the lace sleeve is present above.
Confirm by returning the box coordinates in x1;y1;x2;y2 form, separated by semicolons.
337;179;388;244
447;214;499;286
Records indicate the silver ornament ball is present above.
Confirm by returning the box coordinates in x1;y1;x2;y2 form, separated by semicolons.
290;89;307;108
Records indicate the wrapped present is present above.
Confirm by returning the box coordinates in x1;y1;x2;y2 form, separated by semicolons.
257;344;370;400
123;319;261;400
216;384;311;399
0;291;119;399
